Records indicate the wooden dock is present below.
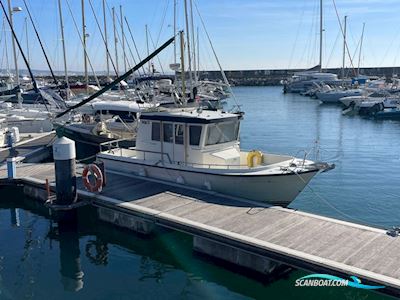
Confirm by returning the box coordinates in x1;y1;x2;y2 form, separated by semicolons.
0;131;55;163
1;162;400;297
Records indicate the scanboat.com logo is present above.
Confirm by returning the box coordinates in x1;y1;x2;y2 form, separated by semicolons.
295;274;385;290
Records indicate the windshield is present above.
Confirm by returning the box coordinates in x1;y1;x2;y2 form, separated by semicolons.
206;121;239;145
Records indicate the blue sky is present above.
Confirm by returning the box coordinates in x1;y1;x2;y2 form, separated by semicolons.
1;0;400;73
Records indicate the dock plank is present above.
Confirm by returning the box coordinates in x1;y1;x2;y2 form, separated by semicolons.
130;192;195;212
0;132;55;163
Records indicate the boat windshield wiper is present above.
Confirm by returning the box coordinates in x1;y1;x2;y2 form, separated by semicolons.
55;33;178;119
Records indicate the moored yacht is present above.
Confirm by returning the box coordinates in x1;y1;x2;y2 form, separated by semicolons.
97;107;333;206
316;88;364;104
55;100;157;158
283;71;348;94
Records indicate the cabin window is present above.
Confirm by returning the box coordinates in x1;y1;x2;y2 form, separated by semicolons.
151;122;160;141
163;123;173;143
174;124;184;145
205;121;239;145
189;125;202;146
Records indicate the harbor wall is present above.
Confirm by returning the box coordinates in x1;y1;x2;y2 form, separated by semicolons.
2;66;400;86
198;67;400;86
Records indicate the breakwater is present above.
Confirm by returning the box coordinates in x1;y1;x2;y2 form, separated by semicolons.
2;66;400;86
199;66;400;86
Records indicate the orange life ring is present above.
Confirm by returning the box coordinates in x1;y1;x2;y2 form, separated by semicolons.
82;164;103;192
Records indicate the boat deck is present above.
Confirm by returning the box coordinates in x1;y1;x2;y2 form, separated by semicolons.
1;162;400;296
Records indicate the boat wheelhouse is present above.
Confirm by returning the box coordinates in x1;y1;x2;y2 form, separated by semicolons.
98;108;333;206
136;108;241;166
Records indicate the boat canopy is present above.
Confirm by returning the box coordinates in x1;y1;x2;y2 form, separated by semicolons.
91;100;155;113
140;109;241;124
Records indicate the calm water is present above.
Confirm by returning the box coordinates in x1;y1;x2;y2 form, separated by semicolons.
235;86;400;228
1;86;399;300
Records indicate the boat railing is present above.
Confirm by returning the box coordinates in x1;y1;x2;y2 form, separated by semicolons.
182;161;249;170
99;139;173;164
134;149;173;164
113;115;137;133
98;141;312;170
99;138;131;153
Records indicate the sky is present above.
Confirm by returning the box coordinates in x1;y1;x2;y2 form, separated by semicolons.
1;0;400;73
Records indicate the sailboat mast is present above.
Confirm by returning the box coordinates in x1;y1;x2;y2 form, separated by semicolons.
341;15;347;79
189;0;197;83
23;0;58;84
173;0;177;65
81;0;88;87
112;7;119;76
24;17;29;65
103;0;110;77
7;0;19;85
58;0;68;92
3;18;11;76
120;5;127;73
0;0;38;93
319;0;323;72
173;0;177;83
180;30;186;104
145;24;150;73
357;23;365;77
197;26;199;78
183;0;193;98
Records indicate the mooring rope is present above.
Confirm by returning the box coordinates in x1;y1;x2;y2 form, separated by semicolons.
292;168;387;230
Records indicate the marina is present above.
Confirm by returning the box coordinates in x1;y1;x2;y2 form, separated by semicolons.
1;0;400;299
1;86;400;299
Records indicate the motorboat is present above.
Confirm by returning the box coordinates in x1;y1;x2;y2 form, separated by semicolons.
55;100;156;158
283;71;348;94
341;95;400;116
316;88;364;104
97;107;333;206
374;106;400;119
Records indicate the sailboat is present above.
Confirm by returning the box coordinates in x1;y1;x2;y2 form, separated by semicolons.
283;0;344;94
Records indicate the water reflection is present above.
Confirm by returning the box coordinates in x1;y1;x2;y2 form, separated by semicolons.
48;211;84;292
59;219;84;291
10;208;20;227
85;237;108;266
0;196;391;300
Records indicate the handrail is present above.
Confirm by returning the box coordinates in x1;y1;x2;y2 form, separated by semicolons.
99;138;133;153
113;115;137;132
132;148;173;164
98;141;308;170
99;139;173;164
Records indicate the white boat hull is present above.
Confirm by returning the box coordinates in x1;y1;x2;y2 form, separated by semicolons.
97;154;319;206
2;119;53;133
317;90;363;103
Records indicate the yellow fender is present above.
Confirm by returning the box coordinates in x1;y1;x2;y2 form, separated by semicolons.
247;150;263;168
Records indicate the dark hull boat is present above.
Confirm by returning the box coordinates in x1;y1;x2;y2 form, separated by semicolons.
55;122;136;160
374;108;400;120
0;85;20;97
